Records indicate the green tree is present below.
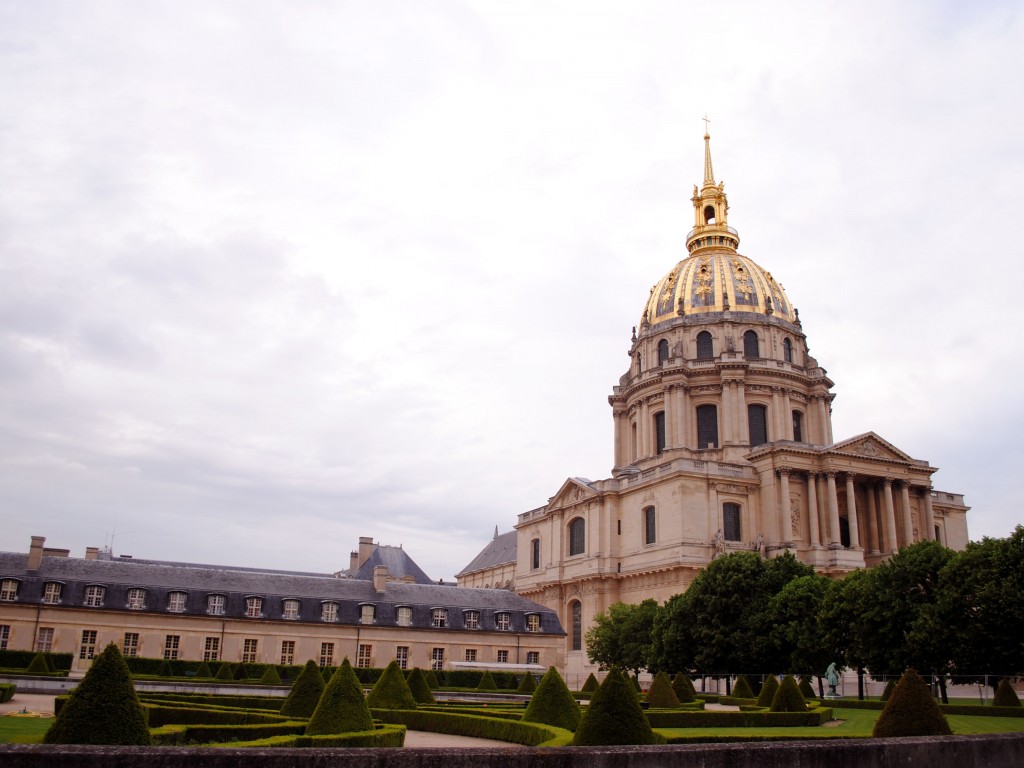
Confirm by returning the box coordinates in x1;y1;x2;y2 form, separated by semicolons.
522;666;581;731
766;573;832;674
280;660;326;718
584;599;659;675
366;660;417;709
44;643;150;745
306;658;374;735
573;667;657;746
648;592;695;674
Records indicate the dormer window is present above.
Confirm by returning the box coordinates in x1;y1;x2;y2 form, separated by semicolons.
207;594;225;616
84;585;105;607
0;579;19;602
282;599;300;620
43;582;62;604
431;608;448;628
396;606;412;626
360;604;376;625
245;596;263;619
167;591;187;613
464;610;480;630
526;614;541;632
321;601;339;623
495;612;511;631
126;588;146;610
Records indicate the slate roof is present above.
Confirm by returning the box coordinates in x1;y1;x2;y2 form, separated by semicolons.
351;544;433;584
457;530;517;577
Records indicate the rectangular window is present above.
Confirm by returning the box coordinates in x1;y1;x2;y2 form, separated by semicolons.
43;583;62;604
465;649;477;662
396;606;412;626
748;404;768;447
122;632;139;657
84;585;105;607
282;600;300;620
35;627;54;652
127;588;146;610
321;602;338;623
167;592;186;613
357;644;372;668
320;642;335;668
0;624;9;651
79;629;97;660
792;411;803;442
360;604;375;625
531;538;540;570
654;411;666;455
526;651;539;665
463;610;479;630
204;636;220;662
431;647;444;671
164;634;180;660
245;596;262;618
569;518;586;556
723;502;742;542
526;614;541;632
431;608;447;628
280;640;295;666
242;638;258;664
645;507;656;545
571;602;582;652
207;594;225;615
395;645;409;670
696;404;719;449
495;612;511;631
497;649;509;664
0;579;18;601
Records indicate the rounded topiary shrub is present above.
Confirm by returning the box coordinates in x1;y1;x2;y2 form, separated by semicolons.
756;675;780;708
732;674;755;699
574;667;658;746
522;666;582;732
994;678;1022;708
872;669;952;737
44;643;150;745
194;661;213;679
645;671;681;708
26;652;50;675
671;672;696;703
770;675;808;712
259;665;282;685
306;658;374;735
407;668;436;704
517;672;536;694
215;662;234;680
476;670;498;690
280;660;326;718
366;660;417;710
799;675;816;699
880;679;896;701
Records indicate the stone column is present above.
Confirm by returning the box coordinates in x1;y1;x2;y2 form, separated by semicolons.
900;481;914;545
778;468;793;544
826;472;842;548
816;396;829;445
844;473;861;549
664;386;675;450
922;487;936;542
708;482;720;542
865;481;880;554
806;472;821;547
682;386;693;449
883;478;899;553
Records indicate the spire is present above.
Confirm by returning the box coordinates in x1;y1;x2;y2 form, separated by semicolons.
686;124;739;255
704;132;715;186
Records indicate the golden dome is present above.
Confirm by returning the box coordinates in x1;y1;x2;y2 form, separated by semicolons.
642;251;797;327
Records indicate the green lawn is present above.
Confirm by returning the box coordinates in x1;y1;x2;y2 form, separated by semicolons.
0;716;50;744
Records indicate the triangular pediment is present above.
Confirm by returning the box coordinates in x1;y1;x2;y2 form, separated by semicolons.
828;432;915;463
547;477;598;509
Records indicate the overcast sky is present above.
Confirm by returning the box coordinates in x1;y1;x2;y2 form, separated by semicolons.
1;1;1021;582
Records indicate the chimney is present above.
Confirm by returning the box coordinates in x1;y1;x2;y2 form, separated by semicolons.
85;547;99;561
372;565;389;593
358;537;374;568
27;536;45;571
349;551;359;572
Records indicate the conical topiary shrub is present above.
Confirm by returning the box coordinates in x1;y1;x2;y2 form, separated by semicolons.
44;643;150;745
155;659;172;677
477;670;498;690
26;652;50;675
366;660;417;710
45;653;58;672
517;672;536;694
732;674;754;699
631;674;642;692
770;675;808;712
573;666;658;746
305;658;374;735
194;661;213;679
994;678;1022;708
581;672;599;693
215;662;234;680
321;666;335;683
425;669;440;689
522;666;582;731
671;673;696;703
872;669;952;737
407;668;436;704
259;665;282;685
233;663;249;681
880;679;896;701
756;675;780;708
799;675;816;699
645;671;681;707
280;660;326;718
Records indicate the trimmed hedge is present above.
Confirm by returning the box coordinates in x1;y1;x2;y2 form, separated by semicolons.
799;675;816;698
442;669;518;689
138;692;282;711
0;683;15;703
830;698;1024;717
880;679;896;701
258;665;282;686
994;678;1022;708
306;658;374;735
373;708;571;746
144;704;289;728
194;661;213;679
366;660;417;710
215;662;234;681
229;724;407;748
522;666;581;732
280;660;325;718
0;650;72;670
645;707;834;728
26;653;51;675
756;675;779;707
873;669;952;737
574;667;658;746
645;671;681;708
407;668;436;704
151;722;306;745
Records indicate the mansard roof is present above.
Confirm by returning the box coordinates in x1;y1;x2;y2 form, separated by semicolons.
350;544;433;584
457;530;517;577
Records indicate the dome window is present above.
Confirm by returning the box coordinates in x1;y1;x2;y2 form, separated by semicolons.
743;330;760;360
696;331;713;360
654;412;666;455
704;205;716;225
696;404;719;449
783;338;793;363
657;339;669;366
792;411;804;442
748;404;768;447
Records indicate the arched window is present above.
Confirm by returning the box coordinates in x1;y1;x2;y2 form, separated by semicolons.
704;205;716;225
654;411;666;455
792;411;804;442
696;331;713;360
657;339;669;365
748;404;768;447
570;600;582;651
723;503;742;541
644;506;656;545
696;404;718;449
743;330;760;360
783;337;793;363
568;518;586;556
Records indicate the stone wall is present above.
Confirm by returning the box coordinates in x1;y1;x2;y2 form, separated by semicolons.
4;734;1024;768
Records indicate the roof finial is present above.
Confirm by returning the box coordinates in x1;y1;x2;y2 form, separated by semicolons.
702;115;715;186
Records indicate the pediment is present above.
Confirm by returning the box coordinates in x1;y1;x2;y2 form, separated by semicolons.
548;477;598;509
828;432;914;463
